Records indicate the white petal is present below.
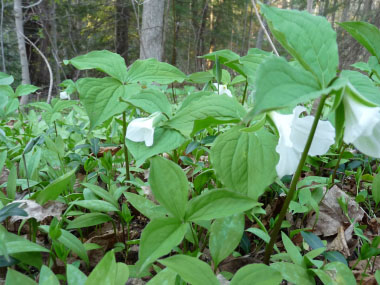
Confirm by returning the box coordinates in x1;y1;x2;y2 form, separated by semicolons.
144;127;155;147
60;91;70;100
126;117;154;144
224;89;233;97
269;111;294;148
352;120;380;158
275;142;302;178
343;94;380;143
291;116;335;156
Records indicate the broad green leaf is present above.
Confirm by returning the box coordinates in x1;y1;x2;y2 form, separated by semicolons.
39;265;60;285
252;57;320;115
138;217;187;272
373;173;380;205
185;189;260;221
2;241;50;254
15;84;39;97
323;262;356;285
0;72;14;85
210;213;244;267
0;225;49;256
187;71;214;84
260;4;338;88
82;183;118;208
246;228;270;243
0;150;6;172
281;232;303;265
39;225;89;266
179;91;213;110
52;100;78;113
166;95;246;137
66;213;112;229
201;49;240;63
240;52;272;85
341;70;380;106
71;200;119;212
28;102;52;112
10;252;43;269
125;58;186;84
115;263;129;285
33;168;75;205
126;127;186;167
123;192;167;219
339;22;380;60
67;264;87;285
270;262;315;285
5;269;37;285
375;270;380;283
149;156;188;219
301;231;324;249
125;89;171;115
85;251;117;285
65;50;128;82
147;268;177;285
159;255;219;285
230;264;282;285
201;49;245;75
6;165;17;200
0;203;27;222
77;77;128;130
211;126;278;199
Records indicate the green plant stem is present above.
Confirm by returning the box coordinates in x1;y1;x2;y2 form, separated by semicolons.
263;94;328;264
331;143;347;185
122;112;130;182
171;83;176;103
241;80;248;105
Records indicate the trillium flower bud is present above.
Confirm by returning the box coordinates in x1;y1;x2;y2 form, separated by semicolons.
59;91;70;100
270;106;335;178
125;112;163;147
343;94;380;158
213;83;233;97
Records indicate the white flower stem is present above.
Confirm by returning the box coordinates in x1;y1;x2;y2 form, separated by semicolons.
263;94;328;264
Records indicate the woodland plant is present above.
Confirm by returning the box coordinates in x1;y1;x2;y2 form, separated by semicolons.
1;3;380;285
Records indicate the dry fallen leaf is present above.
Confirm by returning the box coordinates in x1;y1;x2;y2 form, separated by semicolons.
307;185;365;237
9;200;66;223
328;226;350;257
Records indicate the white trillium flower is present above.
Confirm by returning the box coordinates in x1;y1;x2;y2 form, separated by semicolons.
213;83;232;97
126;112;162;147
343;94;380;158
60;91;70;100
270;106;335;178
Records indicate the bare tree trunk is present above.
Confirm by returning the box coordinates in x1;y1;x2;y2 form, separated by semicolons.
247;5;253;51
140;0;165;61
171;0;179;65
50;1;60;90
14;0;31;105
240;0;248;55
0;0;5;72
340;0;351;22
115;0;130;64
307;0;314;13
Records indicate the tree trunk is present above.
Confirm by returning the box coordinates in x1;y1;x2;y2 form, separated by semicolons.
140;0;165;61
14;0;31;105
340;0;351;22
307;0;314;13
115;0;130;64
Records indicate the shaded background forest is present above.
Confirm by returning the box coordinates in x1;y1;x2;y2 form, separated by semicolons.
3;0;380;98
